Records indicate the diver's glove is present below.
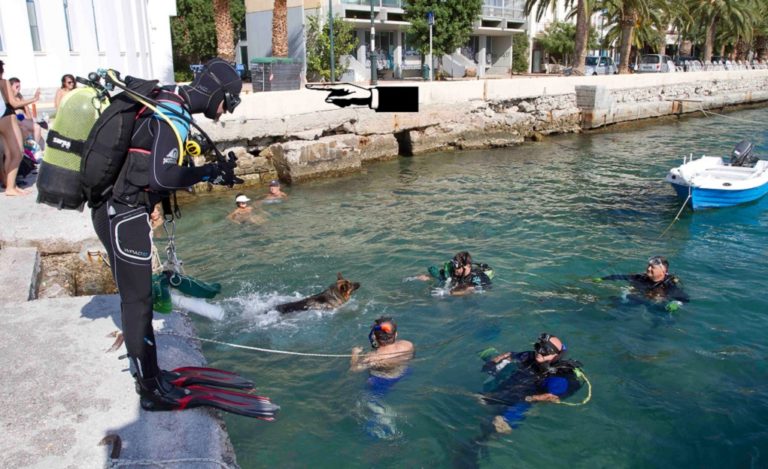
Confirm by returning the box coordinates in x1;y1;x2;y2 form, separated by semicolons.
206;151;243;187
482;359;511;376
665;300;683;313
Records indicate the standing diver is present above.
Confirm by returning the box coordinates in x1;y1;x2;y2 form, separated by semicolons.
481;334;586;433
91;58;278;418
595;255;689;312
414;251;493;296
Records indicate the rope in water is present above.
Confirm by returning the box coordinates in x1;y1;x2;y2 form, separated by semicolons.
105;457;232;469
658;183;691;239
158;330;420;359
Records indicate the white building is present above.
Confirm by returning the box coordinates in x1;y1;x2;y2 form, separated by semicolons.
0;0;176;100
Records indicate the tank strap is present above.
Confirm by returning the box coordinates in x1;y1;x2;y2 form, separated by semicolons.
46;128;85;155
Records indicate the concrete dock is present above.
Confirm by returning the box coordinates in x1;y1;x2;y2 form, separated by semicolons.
0;179;239;469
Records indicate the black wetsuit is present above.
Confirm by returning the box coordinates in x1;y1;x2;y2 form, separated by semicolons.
601;273;689;304
428;265;492;289
484;351;581;426
91;87;212;380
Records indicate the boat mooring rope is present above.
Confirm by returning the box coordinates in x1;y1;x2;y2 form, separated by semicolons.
658;184;691;239
699;107;764;125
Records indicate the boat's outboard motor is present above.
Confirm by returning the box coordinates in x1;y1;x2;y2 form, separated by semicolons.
730;140;757;167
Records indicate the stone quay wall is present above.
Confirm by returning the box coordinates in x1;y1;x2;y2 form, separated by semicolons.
193;69;768;189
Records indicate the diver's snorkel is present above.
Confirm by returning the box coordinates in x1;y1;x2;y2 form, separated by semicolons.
368;318;396;349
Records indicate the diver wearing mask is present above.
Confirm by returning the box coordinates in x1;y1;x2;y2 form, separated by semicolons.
481;334;583;433
596;255;689;311
415;251;493;296
91;59;277;418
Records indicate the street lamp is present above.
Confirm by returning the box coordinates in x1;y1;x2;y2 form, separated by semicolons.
329;0;335;82
370;0;377;85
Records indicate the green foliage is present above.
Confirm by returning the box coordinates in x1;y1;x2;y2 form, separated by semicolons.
538;21;599;64
306;15;359;82
171;0;245;81
404;0;483;58
512;34;529;73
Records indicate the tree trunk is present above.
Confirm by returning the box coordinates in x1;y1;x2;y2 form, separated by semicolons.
755;35;768;61
618;13;635;74
703;17;716;62
680;40;693;56
571;0;589;75
272;0;289;57
213;0;235;62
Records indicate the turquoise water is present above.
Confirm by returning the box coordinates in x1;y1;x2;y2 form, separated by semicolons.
169;108;768;468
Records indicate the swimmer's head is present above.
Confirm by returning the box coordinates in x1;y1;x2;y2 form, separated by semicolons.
369;316;397;348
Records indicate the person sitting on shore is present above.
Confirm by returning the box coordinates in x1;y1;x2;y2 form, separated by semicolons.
414;251;493;295
263;179;287;201
9;77;44;153
594;255;689;311
54;74;76;110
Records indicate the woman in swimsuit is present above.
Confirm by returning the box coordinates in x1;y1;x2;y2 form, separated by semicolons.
0;60;40;195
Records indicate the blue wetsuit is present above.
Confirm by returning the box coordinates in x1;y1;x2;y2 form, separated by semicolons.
483;352;581;428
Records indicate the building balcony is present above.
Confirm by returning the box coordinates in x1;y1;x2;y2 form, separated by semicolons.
341;0;405;9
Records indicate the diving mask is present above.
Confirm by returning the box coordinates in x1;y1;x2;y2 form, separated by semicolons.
534;333;563;356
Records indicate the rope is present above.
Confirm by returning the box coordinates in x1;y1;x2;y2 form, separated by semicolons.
106;457;233;468
159;331;354;357
157;331;418;359
658;183;691;239
699;107;765;125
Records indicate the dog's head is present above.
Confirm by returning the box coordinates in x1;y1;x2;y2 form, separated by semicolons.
335;272;361;301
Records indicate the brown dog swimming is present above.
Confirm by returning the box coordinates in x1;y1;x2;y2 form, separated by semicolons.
276;272;361;314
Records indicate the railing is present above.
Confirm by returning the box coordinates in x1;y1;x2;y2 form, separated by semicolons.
341;0;405;8
480;0;525;21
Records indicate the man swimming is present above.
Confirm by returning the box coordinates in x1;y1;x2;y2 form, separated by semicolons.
597;255;689;310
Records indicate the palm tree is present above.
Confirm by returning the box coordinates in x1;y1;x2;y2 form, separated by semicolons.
272;0;289;57
525;0;590;75
596;0;666;74
690;0;757;62
213;0;235;62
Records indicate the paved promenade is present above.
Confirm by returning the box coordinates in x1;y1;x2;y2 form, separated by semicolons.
0;182;238;468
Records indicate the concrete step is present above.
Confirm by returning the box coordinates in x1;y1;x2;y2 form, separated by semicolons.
0;247;40;304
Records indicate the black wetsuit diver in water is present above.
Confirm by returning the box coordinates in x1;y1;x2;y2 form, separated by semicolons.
91;59;278;418
598;255;689;311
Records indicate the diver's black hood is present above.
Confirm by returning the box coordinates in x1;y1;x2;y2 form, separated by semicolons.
180;58;242;119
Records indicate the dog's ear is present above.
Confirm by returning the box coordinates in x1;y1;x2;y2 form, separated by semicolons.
337;272;344;281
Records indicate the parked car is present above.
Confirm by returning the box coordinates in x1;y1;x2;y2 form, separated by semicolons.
636;54;674;73
584;56;618;75
674;56;702;72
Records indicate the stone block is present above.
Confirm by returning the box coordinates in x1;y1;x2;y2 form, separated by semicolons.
0;247;40;304
270;135;362;182
575;85;611;110
358;134;400;162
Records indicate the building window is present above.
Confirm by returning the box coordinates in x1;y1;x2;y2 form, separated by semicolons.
27;0;42;51
91;0;101;51
63;0;74;51
0;12;5;52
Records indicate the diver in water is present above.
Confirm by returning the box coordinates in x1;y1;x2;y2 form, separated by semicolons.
350;317;414;439
350;316;414;380
596;255;689;311
481;334;584;433
415;251;493;296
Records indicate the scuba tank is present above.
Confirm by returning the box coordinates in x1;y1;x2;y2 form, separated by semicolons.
36;87;107;210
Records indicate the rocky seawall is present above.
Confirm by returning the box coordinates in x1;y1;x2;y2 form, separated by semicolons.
189;70;768;193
